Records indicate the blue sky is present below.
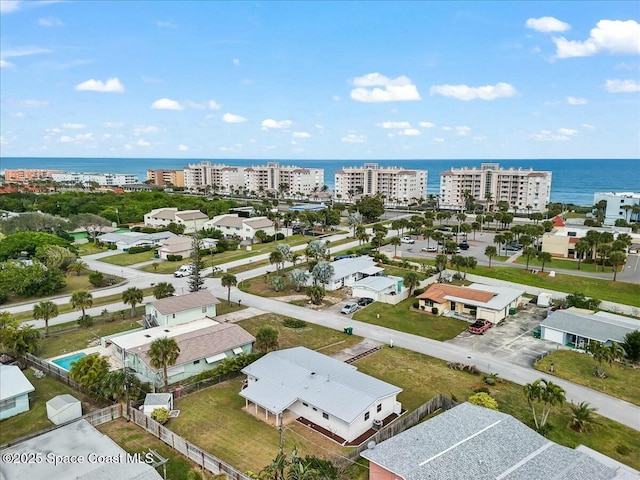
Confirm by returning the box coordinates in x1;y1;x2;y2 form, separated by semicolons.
1;0;639;160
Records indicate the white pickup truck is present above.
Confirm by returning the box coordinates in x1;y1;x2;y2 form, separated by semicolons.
401;236;415;244
173;264;194;277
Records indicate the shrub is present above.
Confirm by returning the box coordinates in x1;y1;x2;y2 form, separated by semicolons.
431;307;438;315
128;245;152;254
77;314;93;327
151;407;170;424
468;392;499;410
166;254;183;262
88;271;106;287
413;287;425;296
283;318;307;329
275;233;285;241
412;301;420;309
0;290;7;305
108;243;118;250
484;376;496;386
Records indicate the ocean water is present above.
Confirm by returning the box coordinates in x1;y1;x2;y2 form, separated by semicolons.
1;157;638;207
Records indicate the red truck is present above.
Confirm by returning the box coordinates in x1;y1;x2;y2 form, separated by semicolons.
468;319;493;334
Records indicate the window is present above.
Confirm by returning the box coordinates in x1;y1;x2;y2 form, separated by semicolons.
193;360;200;365
0;397;16;411
202;306;207;313
323;412;329;420
172;314;176;319
364;412;370;421
312;407;317;411
302;402;308;407
377;404;382;413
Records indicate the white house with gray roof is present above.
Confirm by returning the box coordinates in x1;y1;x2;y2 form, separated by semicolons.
540;309;640;349
203;214;276;242
240;347;402;444
352;275;405;303
97;231;175;250
144;207;209;233
325;255;384;291
361;402;633;480
144;290;220;327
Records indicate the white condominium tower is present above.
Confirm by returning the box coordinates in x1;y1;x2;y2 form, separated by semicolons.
333;163;427;205
439;163;552;213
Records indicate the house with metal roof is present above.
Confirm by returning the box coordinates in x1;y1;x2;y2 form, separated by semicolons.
203;214;276;242
540;309;640;349
0;419;163;480
361;402;635;480
352;275;405;303
0;365;35;420
416;283;524;323
144;207;209;233
103;318;255;387
97;231;175;250
144;290;220;327
239;347;402;444
326;255;385;291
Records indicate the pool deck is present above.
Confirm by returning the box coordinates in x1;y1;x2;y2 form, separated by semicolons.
47;346;123;371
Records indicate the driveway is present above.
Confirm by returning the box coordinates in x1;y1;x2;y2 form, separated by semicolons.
446;303;564;367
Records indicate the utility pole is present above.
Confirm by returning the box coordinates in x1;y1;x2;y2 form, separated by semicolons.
123;349;130;421
279;424;284;454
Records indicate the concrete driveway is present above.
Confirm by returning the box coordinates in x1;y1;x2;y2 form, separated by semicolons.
446;303;564;367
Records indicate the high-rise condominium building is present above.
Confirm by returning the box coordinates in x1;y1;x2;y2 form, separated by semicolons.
593;192;640;225
333;163;427;205
439;163;552;213
183;161;324;197
4;169;63;182
51;172;139;186
146;169;185;187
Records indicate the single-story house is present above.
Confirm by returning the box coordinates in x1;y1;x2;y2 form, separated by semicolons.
352;275;404;302
361;402;632;480
203;214;276;242
0;365;35;420
325;255;385;291
540;309;640;349
143;290;220;328
68;225;122;241
240;347;402;444
142;393;173;416
103;318;255;387
156;235;193;259
97;231;175;250
0;419;163;480
46;394;82;425
144;207;209;233
416;283;524;323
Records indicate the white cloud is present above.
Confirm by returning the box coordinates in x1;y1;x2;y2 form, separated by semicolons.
605;79;640;93
1;45;52;66
20;99;48;107
341;133;367;143
102;133;112;140
456;126;471;136
11;112;25;118
400;128;420;136
0;59;14;68
376;121;412;129
103;121;124;128
222;113;248;123
315;124;324;130
430;82;517;101
433;137;445;143
233;58;240;66
75;77;125;93
0;1;21;13
553;20;640;58
332;95;341;102
156;21;177;28
59;132;94;144
567;96;587;105
134;139;151;147
419;121;435;128
261;119;292;129
208;100;222;110
442;126;452;131
0;135;8;145
350;73;421;103
582;123;596;129
529;128;577;141
38;16;64;27
292;131;310;138
291;140;297;146
525;17;570;33
151;98;183;110
185;100;206;110
133;125;159;136
558;128;578;136
62;123;86;129
178;144;188;151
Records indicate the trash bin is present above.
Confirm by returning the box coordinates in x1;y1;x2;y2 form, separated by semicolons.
344;327;353;335
509;307;517;315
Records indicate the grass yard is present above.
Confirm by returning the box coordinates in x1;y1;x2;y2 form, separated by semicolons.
77;243;108;256
515;256;614;274
0;370;98;445
99;250;156;266
352;298;469;341
140;258;192;274
535;350;640;406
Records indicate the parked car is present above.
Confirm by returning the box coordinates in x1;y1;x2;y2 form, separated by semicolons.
458;242;469;250
468;319;493;334
401;236;415;244
341;302;359;314
437;226;453;232
173;264;194;277
507;242;523;250
358;297;374;306
421;246;437;252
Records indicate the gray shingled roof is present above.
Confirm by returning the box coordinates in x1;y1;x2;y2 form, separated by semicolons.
150;290;220;315
240;347;401;423
360;403;616;480
540;309;639;344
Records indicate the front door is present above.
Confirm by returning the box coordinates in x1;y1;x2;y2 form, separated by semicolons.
450;301;457;311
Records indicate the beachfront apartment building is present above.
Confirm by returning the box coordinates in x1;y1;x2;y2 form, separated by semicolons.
593;192;640;225
439;163;552;213
333;163;427;205
146;168;185;187
183;161;324;197
4;168;63;182
51;171;139;186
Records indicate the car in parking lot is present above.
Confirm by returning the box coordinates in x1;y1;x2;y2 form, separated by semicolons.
506;242;523;251
341;302;359;314
400;236;415;244
458;242;469;250
357;297;374;306
421;246;437;252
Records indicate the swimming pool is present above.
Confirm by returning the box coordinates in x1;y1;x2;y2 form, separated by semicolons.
51;352;87;371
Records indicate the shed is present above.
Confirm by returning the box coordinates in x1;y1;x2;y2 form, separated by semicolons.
143;393;173;415
537;292;553;307
46;394;82;425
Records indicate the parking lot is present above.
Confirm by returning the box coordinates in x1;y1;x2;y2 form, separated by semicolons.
446;303;563;367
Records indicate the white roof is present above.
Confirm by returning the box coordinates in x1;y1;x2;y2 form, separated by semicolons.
108;318;218;350
0;365;35;401
143;393;172;406
358;265;385;276
331;255;378;281
353;275;401;292
444;283;524;311
240;347;401;424
46;394;80;410
541;310;640;344
97;231;174;245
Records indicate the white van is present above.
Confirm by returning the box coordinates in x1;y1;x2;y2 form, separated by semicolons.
173;264;194;277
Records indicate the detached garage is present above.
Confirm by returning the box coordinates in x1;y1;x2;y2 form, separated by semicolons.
46;394;82;425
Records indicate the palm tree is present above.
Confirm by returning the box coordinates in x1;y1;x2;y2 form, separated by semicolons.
450;255;466;277
403;272;420;296
221;274;237;305
33;301;59;337
485;246;497;268
67;260;88;276
522;246;537;271
255;326;279;353
153;282;175;299
71;290;93;318
569;401;597;433
574;239;591;269
289;268;309;292
148;337;180;391
269;250;284;274
523;378;566;433
493;233;505;256
122;287;143;318
587;341;612;377
596;244;611;272
609;250;626;281
537;251;552;272
434;254;448;281
390;236;401;257
462;256;477;280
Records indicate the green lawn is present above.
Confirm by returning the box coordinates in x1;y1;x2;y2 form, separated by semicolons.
0;370;97;445
515;256;614;273
352;298;469;341
99;250;156;266
77;243;108;256
535;350;640;406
